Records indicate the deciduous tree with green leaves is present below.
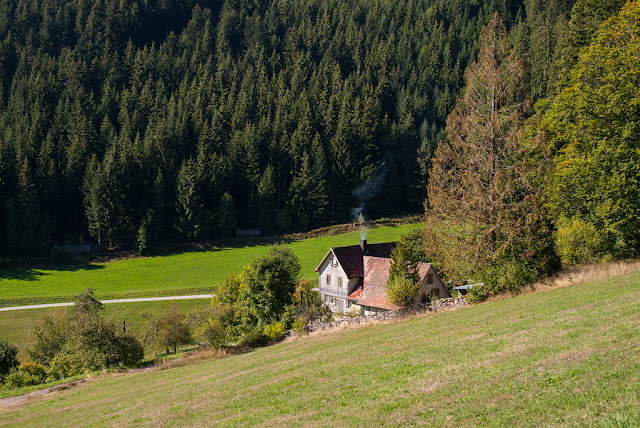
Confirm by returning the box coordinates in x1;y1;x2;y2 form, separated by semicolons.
543;0;640;259
240;246;301;327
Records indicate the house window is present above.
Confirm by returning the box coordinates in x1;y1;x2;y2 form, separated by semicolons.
326;274;332;286
346;300;352;308
338;277;343;288
426;273;434;284
331;257;338;267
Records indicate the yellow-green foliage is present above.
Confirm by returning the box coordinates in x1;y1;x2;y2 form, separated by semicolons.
263;322;285;342
544;1;640;257
291;318;305;336
555;217;605;265
385;275;419;308
3;362;47;388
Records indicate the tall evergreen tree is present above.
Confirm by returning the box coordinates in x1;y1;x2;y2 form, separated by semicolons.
425;14;556;294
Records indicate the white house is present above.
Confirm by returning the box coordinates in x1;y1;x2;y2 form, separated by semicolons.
315;239;450;315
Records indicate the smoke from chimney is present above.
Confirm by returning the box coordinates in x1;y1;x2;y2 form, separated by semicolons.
360;238;367;252
352;168;386;240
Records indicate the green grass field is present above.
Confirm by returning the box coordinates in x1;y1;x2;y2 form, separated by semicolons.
1;270;638;426
0;299;209;360
0;223;419;306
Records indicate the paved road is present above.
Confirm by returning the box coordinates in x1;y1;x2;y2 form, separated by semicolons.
0;294;214;312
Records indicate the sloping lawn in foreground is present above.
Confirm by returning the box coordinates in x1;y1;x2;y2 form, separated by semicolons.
1;271;639;426
0;223;418;306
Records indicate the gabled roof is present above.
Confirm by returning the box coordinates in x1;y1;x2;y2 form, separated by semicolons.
314;242;396;279
350;256;400;311
348;259;450;309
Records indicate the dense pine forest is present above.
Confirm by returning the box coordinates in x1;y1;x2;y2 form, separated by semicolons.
0;0;633;256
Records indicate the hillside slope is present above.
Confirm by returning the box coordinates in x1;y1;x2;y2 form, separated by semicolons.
1;271;639;426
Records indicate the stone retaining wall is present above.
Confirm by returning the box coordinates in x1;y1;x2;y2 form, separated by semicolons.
306;297;467;332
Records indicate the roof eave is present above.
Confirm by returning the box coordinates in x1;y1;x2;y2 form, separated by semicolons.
314;248;335;272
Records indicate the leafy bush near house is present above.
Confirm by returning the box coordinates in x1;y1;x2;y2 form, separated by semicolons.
182;246;303;350
189;302;239;349
263;322;286;342
293;279;325;324
0;340;19;383
468;260;538;303
386;275;420;309
240;329;269;348
292;318;305;336
240;246;301;327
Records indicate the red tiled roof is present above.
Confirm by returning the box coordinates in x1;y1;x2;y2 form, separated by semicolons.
347;287;363;300
332;242;396;278
416;262;432;282
355;256;400;311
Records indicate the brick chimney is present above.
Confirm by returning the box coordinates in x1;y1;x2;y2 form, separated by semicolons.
360;238;367;253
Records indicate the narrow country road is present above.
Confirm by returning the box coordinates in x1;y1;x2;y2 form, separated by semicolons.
0;294;214;312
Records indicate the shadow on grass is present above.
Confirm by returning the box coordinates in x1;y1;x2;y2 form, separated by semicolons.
0;264;105;282
146;235;296;259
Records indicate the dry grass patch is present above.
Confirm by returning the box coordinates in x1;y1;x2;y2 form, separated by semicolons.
532;259;640;291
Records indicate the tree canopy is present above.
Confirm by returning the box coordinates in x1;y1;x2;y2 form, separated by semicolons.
0;0;580;254
543;0;640;258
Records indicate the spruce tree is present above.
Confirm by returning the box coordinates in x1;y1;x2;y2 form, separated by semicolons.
425;14;555;294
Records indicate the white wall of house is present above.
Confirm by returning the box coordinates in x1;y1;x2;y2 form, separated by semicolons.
317;251;352;312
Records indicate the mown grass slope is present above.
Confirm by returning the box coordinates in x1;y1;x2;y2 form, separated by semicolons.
2;271;639;426
0;223;418;306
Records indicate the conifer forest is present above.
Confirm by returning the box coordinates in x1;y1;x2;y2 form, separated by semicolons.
0;0;637;268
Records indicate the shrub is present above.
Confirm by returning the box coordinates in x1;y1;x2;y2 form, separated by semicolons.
144;301;192;354
469;260;537;303
263;322;285;342
278;304;296;329
116;333;145;365
292;318;305;336
0;341;19;383
189;303;238;349
29;294;144;372
3;362;47;388
47;354;84;380
293;280;324;324
28;311;68;365
241;246;301;326
386;275;419;308
240;329;269;348
555;217;605;266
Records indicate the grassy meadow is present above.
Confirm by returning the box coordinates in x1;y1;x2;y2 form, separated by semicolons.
0;223;419;306
0;299;208;360
1;269;638;426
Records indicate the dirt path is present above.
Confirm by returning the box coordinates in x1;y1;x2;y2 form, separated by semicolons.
0;294;214;312
0;379;87;408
